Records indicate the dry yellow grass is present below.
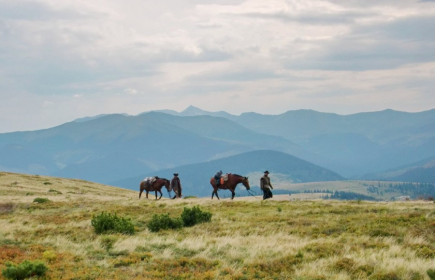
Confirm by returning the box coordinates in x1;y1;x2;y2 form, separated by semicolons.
1;171;434;279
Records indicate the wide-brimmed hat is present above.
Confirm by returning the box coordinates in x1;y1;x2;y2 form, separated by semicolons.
264;170;269;174
173;173;178;176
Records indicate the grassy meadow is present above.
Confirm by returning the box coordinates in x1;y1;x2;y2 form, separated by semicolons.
1;171;434;279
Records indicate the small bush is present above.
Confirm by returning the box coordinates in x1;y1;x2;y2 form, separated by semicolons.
181;206;212;227
428;269;435;280
147;214;183;232
33;197;50;203
91;212;135;235
2;260;47;280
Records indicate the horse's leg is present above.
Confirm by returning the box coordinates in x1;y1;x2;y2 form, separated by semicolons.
139;189;143;199
211;184;215;199
215;188;220;200
231;190;235;200
158;190;162;200
146;191;149;199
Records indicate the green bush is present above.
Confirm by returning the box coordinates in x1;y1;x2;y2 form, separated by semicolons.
2;260;47;280
181;206;212;227
147;214;183;232
428;269;435;280
91;212;135;235
33;197;50;203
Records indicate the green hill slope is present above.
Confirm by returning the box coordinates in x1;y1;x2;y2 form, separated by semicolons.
1;172;434;279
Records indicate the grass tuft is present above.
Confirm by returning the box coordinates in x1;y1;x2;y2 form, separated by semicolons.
33;197;50;203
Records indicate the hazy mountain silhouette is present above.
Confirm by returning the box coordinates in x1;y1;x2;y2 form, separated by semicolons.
0;112;301;184
367;157;435;183
0;107;433;187
223;109;435;177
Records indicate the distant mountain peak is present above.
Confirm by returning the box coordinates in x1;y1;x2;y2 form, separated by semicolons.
181;105;209;116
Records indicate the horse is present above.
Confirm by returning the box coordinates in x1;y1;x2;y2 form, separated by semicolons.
139;177;172;200
210;173;250;200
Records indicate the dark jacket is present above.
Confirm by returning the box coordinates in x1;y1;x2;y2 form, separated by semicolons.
260;175;273;190
171;176;182;197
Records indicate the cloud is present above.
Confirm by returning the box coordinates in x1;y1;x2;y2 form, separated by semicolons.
0;0;435;132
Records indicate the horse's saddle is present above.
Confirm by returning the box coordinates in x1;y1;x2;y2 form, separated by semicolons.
219;173;229;185
144;177;157;185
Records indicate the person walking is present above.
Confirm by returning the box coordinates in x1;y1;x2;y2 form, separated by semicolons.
260;170;273;200
171;173;182;199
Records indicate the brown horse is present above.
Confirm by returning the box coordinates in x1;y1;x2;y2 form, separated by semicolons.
210;173;250;200
139;177;172;200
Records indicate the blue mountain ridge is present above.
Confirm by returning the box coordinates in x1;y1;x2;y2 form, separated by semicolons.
0;107;434;189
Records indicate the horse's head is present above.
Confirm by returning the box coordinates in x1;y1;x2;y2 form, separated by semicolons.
164;179;172;192
242;176;250;190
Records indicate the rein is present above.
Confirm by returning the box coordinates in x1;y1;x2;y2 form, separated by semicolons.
246;189;260;199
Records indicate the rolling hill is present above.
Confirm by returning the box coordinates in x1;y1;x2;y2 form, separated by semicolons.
368;157;435;183
1;172;434;279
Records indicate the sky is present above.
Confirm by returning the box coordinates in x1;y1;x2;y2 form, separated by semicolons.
1;0;435;133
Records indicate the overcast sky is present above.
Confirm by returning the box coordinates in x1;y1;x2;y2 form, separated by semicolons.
1;0;435;132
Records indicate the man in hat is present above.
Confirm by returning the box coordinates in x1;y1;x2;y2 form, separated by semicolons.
171;173;182;199
260;170;273;200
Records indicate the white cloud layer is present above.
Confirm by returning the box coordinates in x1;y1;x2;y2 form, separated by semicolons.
1;0;435;132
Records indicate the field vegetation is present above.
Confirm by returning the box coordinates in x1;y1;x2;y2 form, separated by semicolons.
1;172;434;279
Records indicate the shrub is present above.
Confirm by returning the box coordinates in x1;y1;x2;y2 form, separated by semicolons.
428;269;435;280
147;214;183;232
2;260;47;280
33;197;50;203
91;212;135;235
181;206;212;227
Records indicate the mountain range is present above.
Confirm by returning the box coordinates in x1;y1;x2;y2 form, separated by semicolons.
0;106;434;195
